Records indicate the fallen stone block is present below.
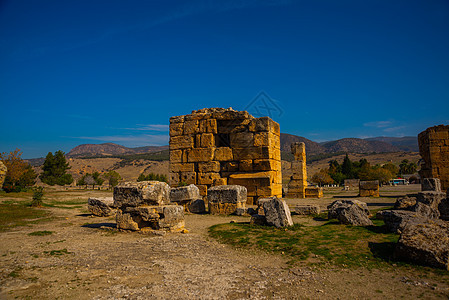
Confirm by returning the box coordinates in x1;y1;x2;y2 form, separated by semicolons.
327;200;373;226
87;197;116;217
250;214;267;226
188;199;206;214
235;207;257;216
295;205;321;216
169;184;200;203
412;191;446;219
116;205;184;231
261;197;293;228
376;210;425;233
113;181;170;208
395;218;449;270
422;178;441;192
208;185;247;215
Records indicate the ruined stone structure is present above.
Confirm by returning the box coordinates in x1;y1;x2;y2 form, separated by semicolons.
113;181;185;232
359;180;380;197
208;185;247;215
169;108;282;205
418;125;449;191
0;161;6;189
285;142;322;198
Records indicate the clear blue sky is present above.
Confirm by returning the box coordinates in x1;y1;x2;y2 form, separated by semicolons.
1;0;448;158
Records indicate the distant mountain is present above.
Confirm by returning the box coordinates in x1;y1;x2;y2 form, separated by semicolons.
364;136;418;152
320;138;401;153
67;143;169;157
279;133;325;155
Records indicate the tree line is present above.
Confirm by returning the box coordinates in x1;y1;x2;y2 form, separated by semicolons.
311;154;418;186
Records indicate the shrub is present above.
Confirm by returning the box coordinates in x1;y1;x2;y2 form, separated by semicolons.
31;186;44;207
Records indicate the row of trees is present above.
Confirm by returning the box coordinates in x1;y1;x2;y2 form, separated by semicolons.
311;154;418;186
77;170;122;188
137;172;168;183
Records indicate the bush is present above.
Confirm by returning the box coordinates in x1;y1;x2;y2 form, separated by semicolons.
137;173;168;183
31;187;44;207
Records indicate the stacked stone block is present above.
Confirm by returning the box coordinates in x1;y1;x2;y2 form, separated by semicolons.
419;125;449;191
169;184;205;213
207;185;247;215
113;181;185;232
169;108;282;204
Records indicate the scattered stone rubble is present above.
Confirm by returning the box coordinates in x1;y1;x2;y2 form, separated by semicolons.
169;108;282;205
418;125;449;191
359;180;379;197
251;197;293;228
422;178;441;192
88;197;116;217
113;181;185;232
327;200;373;226
207;185;247;215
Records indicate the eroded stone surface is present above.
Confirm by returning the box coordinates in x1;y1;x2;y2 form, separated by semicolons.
422;178;442;192
261;197;293;228
359;181;379;197
295;205;321;215
116;205;184;231
327;200;373;226
88;197;115;217
376;210;425;233
395;218;449;270
113;181;170;208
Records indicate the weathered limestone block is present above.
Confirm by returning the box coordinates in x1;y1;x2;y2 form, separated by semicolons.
327;200;373;226
395;218;449;270
344;179;360;189
239;160;253;172
208;185;247;214
295;204;321;215
196;133;215;148
184;119;199;135
415;191;446;218
305;187;323;198
170;135;194;150
197;185;208;197
198;118;217;134
249;117;280;135
169;122;184;136
170;163;195;173
422;178;441;192
212;178;227;186
198;161;220;173
188;199;206;214
0;161;7;189
230;132;254;148
261;197;293;228
394;195;417;210
170;184;200;203
170;150;183;163
214;147;233;161
113;181;170;208
116;205;185;231
169;173;180;186
376;210;424;233
197;172;221;185
228;172;275;197
88;197;116;217
187;148;215;162
359;180;379;197
180;172;196;185
170;115;185;123
222;161;239;172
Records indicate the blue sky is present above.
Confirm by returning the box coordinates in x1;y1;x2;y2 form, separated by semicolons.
1;0;448;158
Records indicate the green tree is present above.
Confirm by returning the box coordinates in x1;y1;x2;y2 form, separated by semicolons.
341;154;354;178
137;172;168;183
0;149;37;192
104;171;121;187
40;151;73;185
311;169;334;186
399;159;417;175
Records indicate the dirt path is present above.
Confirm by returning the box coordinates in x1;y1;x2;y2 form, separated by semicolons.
1;186;448;299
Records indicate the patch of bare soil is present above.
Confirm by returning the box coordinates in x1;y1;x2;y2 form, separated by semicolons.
0;187;448;299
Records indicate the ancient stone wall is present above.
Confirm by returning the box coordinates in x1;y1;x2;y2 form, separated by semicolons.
169;108;282;204
418;125;449;191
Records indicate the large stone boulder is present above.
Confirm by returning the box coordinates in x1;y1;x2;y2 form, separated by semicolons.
376;210;425;233
207;185;247;215
422;178;441;192
113;181;170;208
116;205;184;231
413;191;446;219
327;200;373;226
394;195;417;210
395;219;449;270
261;197;293;228
0;161;6;189
88;197;116;217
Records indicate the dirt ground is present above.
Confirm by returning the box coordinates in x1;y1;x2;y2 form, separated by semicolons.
1;184;448;299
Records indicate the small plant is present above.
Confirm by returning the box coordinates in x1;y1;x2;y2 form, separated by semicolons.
178;181;188;187
44;248;71;256
31;186;44;207
28;230;53;236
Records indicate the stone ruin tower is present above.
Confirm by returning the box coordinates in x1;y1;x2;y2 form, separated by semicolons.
169;108;282;205
286;142;307;198
418;125;449;191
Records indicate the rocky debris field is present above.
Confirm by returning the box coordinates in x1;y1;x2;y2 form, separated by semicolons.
1;185;448;299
